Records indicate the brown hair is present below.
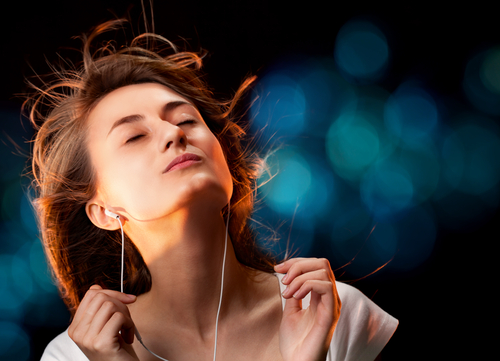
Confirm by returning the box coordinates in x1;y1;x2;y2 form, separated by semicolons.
26;20;275;316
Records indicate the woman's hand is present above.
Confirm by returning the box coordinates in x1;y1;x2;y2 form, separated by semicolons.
274;258;341;361
68;285;139;361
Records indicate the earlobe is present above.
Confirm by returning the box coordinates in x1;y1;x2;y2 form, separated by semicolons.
86;203;121;231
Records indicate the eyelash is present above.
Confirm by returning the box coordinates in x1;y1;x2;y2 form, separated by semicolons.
125;134;144;144
177;119;195;126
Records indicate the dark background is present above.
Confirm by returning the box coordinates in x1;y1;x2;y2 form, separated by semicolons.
1;1;498;360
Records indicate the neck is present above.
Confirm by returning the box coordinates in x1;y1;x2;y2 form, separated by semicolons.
126;206;253;339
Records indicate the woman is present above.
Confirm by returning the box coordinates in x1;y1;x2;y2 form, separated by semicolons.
29;20;397;361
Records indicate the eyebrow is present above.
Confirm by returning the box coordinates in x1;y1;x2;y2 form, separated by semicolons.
106;100;194;137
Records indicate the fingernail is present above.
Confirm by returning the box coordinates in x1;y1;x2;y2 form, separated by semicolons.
281;273;288;283
292;290;300;299
282;286;289;297
126;294;137;301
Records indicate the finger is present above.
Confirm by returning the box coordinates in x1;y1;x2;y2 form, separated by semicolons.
281;269;331;299
277;258;334;286
90;311;136;352
274;257;307;274
85;299;133;344
291;279;334;301
83;286;137;308
73;287;136;325
70;288;136;339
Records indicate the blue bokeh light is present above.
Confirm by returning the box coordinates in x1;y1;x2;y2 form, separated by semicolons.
330;202;372;244
448;116;500;195
360;160;414;221
250;72;307;140
480;47;500;95
259;148;336;225
334;19;390;82
384;83;440;142
30;240;59;293
20;190;38;236
464;46;500;116
368;222;398;266
0;321;30;361
261;148;312;214
0;254;33;322
252;203;315;259
398;139;441;205
297;61;358;137
326;110;381;181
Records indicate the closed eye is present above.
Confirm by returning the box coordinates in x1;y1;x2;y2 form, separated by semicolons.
177;119;196;126
126;134;145;143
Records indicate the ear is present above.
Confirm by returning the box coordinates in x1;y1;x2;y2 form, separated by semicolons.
86;202;122;231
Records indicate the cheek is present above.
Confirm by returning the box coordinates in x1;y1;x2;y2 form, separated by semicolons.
92;151;149;209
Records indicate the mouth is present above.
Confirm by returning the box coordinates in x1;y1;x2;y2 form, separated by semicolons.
163;153;202;173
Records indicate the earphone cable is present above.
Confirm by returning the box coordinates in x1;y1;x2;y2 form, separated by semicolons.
116;204;230;361
213;204;229;361
118;219;124;294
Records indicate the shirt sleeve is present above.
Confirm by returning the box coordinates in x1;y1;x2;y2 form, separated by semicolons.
40;329;89;361
327;282;398;361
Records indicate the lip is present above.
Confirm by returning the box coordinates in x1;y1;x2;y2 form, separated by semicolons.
163;153;202;173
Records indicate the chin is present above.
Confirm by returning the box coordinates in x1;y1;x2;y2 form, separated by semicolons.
177;172;232;210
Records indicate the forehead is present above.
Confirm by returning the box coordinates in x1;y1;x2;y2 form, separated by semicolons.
90;83;193;119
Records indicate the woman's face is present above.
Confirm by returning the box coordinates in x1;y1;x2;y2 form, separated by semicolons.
85;82;233;222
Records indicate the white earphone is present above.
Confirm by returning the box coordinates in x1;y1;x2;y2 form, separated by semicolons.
105;206;230;361
104;209;119;220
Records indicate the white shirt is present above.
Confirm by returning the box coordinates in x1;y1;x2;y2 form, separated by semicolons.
41;275;398;361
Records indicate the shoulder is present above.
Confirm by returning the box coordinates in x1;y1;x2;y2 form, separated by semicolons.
40;329;88;361
329;282;398;361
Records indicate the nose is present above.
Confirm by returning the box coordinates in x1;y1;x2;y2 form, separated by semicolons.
159;121;187;152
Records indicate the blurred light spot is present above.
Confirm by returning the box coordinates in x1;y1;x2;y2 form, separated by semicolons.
448;117;500;194
0;254;33;321
261;149;311;215
439;128;465;195
326;111;381;181
298;62;357;136
398;139;440;204
1;182;22;222
251;73;306;139
0;321;30;361
296;157;336;220
0;223;31;256
360;160;414;220
480;47;500;94
259;147;337;227
463;46;500;116
368;222;398;264
30;240;58;293
331;205;371;243
252;204;314;259
350;86;400;159
334;19;390;82
384;83;439;142
20;190;38;236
